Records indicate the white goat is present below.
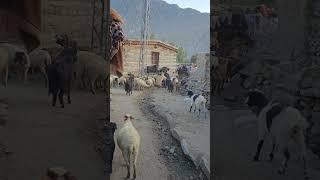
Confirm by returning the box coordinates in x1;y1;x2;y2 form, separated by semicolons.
186;91;207;118
245;89;310;180
116;114;141;179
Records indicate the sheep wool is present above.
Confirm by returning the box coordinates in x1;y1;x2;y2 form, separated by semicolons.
116;117;141;179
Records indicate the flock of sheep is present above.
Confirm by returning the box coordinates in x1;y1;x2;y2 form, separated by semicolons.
109;71;180;92
0;37;110;105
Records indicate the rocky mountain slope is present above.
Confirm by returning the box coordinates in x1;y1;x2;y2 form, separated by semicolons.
111;0;210;59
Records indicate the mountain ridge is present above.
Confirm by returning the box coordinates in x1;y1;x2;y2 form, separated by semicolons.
111;0;210;59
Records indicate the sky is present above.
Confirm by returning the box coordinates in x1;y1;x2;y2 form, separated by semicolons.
163;0;210;13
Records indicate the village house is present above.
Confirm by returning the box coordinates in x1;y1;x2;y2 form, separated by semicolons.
122;39;178;75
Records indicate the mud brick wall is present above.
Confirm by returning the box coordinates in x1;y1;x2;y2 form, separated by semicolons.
40;0;93;48
122;42;177;75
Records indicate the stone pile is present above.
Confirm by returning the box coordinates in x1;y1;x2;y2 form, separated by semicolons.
180;53;211;107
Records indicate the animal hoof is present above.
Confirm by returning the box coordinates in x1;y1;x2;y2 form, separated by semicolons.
268;154;274;162
253;156;260;162
277;168;285;175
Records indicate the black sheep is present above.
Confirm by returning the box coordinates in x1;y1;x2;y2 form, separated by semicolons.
124;74;134;96
47;47;78;108
167;79;173;93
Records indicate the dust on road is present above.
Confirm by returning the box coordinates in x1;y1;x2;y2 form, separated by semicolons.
0;82;106;180
110;87;206;180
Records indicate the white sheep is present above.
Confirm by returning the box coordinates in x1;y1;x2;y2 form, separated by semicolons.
134;78;150;90
0;43;31;85
154;73;166;87
0;47;10;87
116;114;141;179
87;60;108;94
245;89;310;179
118;76;126;86
145;78;154;87
73;51;108;94
171;77;179;92
28;48;52;87
110;75;118;88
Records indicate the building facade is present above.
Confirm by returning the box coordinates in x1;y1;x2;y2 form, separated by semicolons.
122;39;178;75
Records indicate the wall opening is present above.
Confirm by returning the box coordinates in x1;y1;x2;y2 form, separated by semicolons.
151;51;159;66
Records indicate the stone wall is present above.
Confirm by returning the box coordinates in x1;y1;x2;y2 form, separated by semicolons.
40;0;93;48
308;17;320;65
122;43;177;75
184;53;210;107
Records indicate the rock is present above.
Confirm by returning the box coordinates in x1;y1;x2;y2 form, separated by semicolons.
299;77;313;89
181;139;190;157
223;96;237;102
300;88;320;98
171;128;181;141
169;147;175;154
243;77;255;89
199;155;210;179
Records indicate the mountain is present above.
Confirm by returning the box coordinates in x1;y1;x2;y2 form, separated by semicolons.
111;0;210;59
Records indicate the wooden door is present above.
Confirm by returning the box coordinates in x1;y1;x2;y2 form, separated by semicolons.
151;52;159;66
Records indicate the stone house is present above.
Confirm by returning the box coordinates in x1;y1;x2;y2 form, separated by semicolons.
122;39;178;75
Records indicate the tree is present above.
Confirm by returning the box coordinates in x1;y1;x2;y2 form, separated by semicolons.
190;54;197;64
149;33;156;39
176;47;187;63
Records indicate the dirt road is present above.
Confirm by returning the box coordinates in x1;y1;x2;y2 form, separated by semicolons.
110;87;206;180
0;81;206;180
0;82;106;179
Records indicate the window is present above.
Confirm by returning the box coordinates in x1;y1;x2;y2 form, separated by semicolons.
151;52;159;66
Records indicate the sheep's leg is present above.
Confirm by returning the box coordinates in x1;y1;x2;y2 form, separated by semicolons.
23;67;29;85
90;78;96;95
4;65;8;87
133;151;138;179
67;85;71;104
253;140;264;161
58;90;64;108
81;74;86;90
297;130;309;180
40;67;48;88
189;102;193;112
277;147;290;175
269;137;276;162
52;91;58;107
125;150;131;179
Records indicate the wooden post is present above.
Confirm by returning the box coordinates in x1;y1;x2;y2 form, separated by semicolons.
91;0;95;51
103;1;115;180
